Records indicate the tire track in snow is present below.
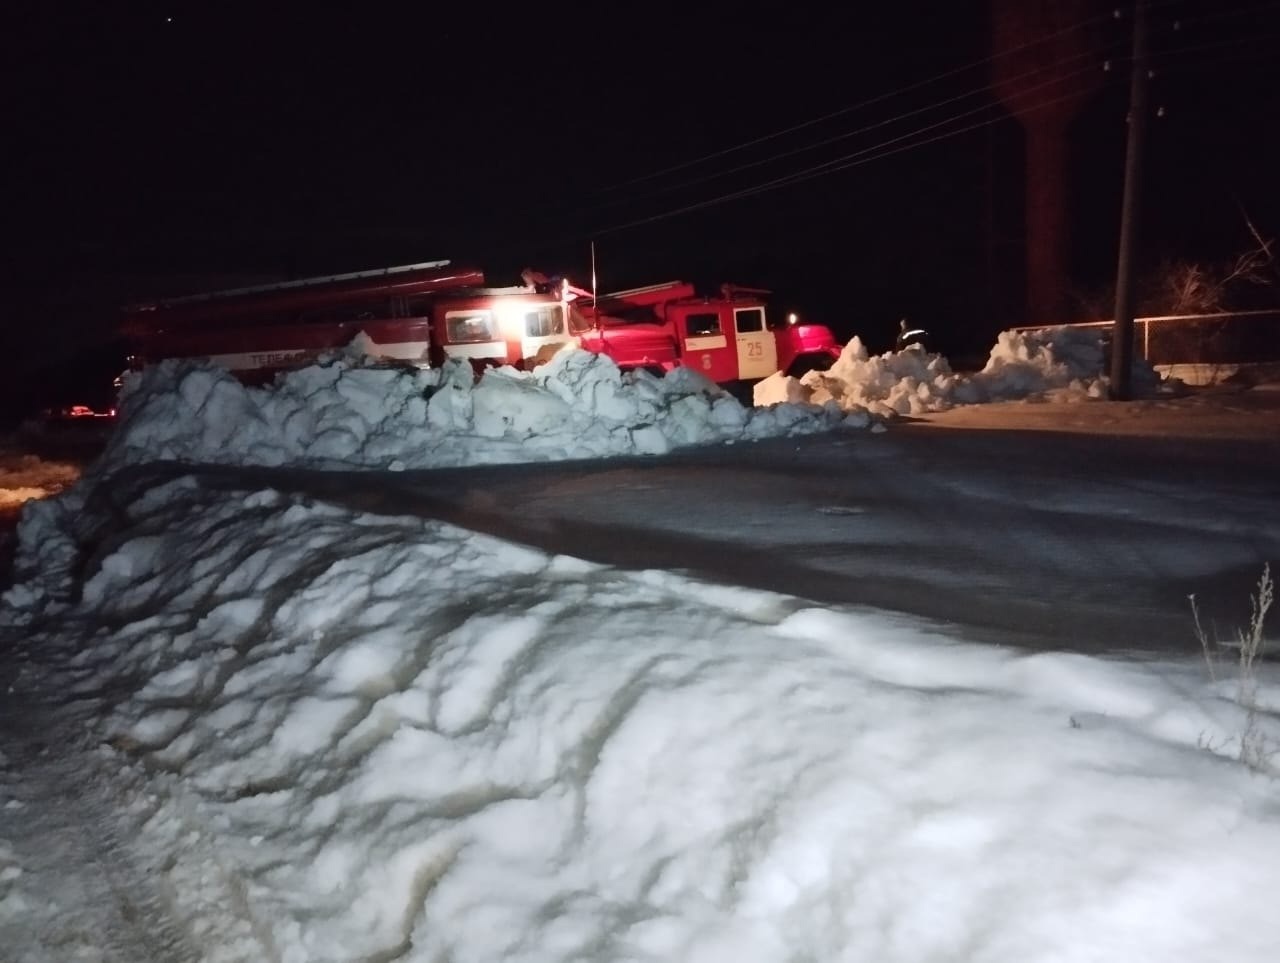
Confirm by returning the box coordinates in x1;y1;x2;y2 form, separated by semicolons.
0;678;203;962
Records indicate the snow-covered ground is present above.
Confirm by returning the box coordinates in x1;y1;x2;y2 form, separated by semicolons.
3;332;1278;962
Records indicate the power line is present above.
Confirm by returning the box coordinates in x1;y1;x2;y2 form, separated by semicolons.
591;7;1120;194
499;41;1126;252
584;62;1113;233
590;89;1094;236
616;4;1276;218
486;6;1141;255
582;42;1127;217
588;0;1215;199
484;5;1276;260
584;31;1279;237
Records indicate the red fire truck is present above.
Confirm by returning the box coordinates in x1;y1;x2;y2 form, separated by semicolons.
119;259;842;396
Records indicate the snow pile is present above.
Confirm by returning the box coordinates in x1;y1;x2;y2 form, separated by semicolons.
3;349;877;622
1;349;867;618
102;348;866;473
0;840;23;922
758;326;1164;415
12;478;1280;962
88;325;1168;475
86;325;1169;476
0;756;23;921
757;335;967;414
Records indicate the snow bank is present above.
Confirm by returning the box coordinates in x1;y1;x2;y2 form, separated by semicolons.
102;348;865;473
68;327;1169;478
18;479;1280;963
757;326;1165;415
89;326;1170;475
2;348;870;618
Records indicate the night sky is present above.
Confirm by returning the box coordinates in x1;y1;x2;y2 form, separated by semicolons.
7;0;1280;418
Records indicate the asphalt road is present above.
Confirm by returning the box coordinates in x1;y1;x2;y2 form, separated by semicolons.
173;397;1280;655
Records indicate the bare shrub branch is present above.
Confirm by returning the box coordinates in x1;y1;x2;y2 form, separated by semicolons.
1191;564;1275;771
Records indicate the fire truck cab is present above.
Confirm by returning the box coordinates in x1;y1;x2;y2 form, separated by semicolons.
575;279;841;388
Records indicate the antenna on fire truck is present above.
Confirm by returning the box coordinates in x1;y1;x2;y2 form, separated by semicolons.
591;240;599;328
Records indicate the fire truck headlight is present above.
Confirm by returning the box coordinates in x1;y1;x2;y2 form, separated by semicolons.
788;312;798;325
495;302;528;339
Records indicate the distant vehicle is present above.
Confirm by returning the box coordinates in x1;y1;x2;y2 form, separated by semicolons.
119;259;844;400
23;401;118;452
60;404;114;418
38;400;117;425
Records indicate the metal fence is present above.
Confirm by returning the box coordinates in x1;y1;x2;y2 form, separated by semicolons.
1012;309;1280;365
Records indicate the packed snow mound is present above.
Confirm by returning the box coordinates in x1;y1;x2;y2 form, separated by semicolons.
96;326;1167;473
101;349;867;474
15;480;1280;962
11;348;875;617
757;326;1165;415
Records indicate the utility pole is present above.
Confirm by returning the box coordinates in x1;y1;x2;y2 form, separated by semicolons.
1110;0;1151;399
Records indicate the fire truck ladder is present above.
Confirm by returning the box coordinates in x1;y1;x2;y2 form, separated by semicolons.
137;260;456;309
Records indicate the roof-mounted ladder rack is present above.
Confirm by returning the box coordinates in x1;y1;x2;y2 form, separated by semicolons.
134;259;455;309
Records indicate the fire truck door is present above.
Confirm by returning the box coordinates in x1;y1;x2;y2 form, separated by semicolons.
733;306;777;379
